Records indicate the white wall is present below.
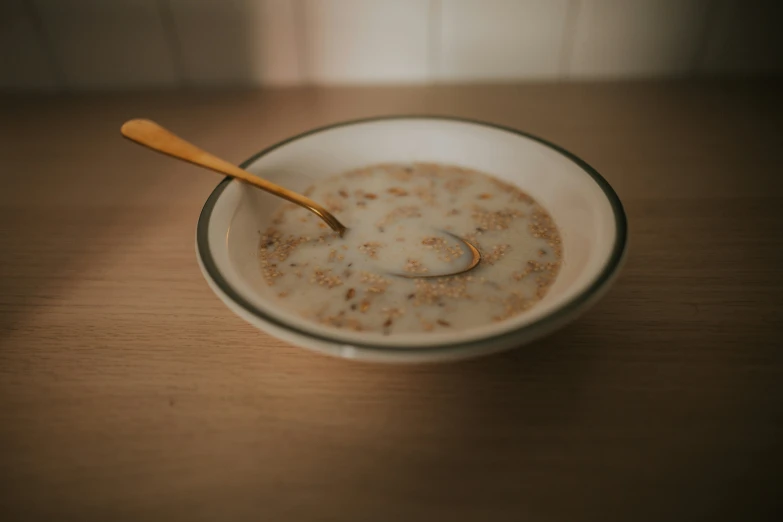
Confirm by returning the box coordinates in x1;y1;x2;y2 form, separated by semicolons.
1;0;781;91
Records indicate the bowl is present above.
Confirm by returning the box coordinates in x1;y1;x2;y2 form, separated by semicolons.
196;116;627;363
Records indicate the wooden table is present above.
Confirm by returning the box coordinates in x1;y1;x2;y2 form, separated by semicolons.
1;81;782;521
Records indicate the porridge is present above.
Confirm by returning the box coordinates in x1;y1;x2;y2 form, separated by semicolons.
259;163;562;335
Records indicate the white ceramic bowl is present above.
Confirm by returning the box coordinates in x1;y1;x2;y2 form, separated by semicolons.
196;116;627;363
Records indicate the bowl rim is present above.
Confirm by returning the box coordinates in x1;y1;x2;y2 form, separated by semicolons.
196;115;627;354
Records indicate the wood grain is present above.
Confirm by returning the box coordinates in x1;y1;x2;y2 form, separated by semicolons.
1;81;782;522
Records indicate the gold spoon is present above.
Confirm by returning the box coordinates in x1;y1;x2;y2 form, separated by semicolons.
120;119;480;278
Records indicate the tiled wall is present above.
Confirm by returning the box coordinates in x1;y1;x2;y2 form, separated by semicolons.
2;0;781;91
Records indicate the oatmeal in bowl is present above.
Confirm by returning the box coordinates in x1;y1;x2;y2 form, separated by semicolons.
197;117;626;363
260;163;562;335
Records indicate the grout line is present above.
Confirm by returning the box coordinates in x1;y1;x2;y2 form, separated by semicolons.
24;0;68;91
558;0;581;79
690;0;724;74
428;0;442;85
156;0;187;87
293;0;313;85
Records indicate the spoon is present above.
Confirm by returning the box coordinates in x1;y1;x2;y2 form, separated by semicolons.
120;119;481;278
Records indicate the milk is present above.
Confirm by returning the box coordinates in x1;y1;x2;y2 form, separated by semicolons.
259;163;562;334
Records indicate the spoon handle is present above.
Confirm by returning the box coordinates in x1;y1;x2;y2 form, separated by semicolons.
120;119;346;235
